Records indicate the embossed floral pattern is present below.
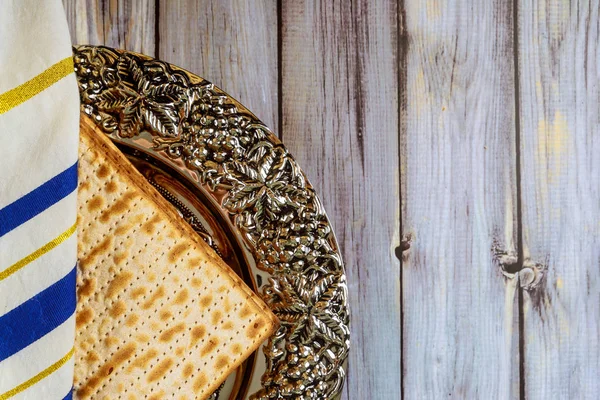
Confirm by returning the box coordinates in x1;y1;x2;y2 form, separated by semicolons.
267;273;349;347
255;206;342;276
254;273;349;399
95;56;185;138
74;46;349;400
222;144;308;232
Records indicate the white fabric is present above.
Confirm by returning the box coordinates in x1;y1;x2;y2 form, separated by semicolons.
0;75;80;208
0;1;78;399
0;316;75;395
0;223;77;315
0;0;74;93
14;358;75;400
0;192;77;272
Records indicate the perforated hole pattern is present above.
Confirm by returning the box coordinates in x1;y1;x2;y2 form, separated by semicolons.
73;125;277;399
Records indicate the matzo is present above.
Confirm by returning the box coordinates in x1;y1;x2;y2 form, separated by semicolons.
74;115;277;399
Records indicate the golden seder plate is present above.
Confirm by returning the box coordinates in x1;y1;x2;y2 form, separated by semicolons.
73;46;349;400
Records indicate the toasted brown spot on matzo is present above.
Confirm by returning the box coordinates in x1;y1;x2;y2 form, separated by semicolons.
87;195;104;212
99;192;137;223
109;300;126;318
105;180;117;193
215;355;230;370
129;348;158;371
239;304;251;318
159;309;173;321
148;391;165;400
193;373;208;393
211;310;223;325
182;362;194;378
125;314;139;327
187;257;202;269
190;277;202;288
174;288;189;305
142;214;161;234
141;286;165;309
168;243;188;263
77;278;95;299
80;236;112;270
199;294;212;309
96;164;109;179
159;323;185;342
76;307;93;329
106;270;133;298
113;251;128;265
114;222;132;236
246;318;266;339
147;358;174;382
104;336;119;347
130;286;146;299
190;325;206;346
86;351;99;364
200;338;219;357
77;342;136;398
135;333;150;343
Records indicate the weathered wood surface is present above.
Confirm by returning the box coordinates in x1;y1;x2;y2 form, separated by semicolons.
402;1;519;398
62;0;156;56
63;0;600;398
63;0;401;399
281;1;400;399
517;1;600;399
158;0;279;133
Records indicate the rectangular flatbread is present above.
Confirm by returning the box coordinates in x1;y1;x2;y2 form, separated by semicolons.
74;115;277;399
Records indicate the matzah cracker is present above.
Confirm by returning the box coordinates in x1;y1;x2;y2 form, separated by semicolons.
74;115;277;399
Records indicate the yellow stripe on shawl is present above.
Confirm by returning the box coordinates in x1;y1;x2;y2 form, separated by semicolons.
0;57;74;115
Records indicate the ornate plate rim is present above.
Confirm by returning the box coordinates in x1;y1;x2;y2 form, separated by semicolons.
73;45;349;399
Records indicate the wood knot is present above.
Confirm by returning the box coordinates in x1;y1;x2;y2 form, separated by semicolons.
492;244;546;289
518;260;546;290
492;244;518;277
395;234;412;262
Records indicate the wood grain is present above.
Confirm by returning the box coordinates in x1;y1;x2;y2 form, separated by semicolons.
281;1;400;399
517;1;600;398
59;0;600;398
401;1;520;398
158;0;278;133
62;0;156;55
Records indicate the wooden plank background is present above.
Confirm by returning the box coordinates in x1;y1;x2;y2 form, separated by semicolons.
518;1;600;398
63;1;400;399
63;0;600;399
402;1;519;398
